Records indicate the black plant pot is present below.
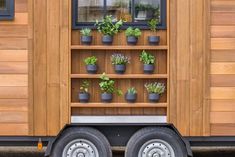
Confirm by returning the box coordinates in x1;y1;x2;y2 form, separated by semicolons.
148;36;160;45
148;93;160;102
114;64;126;74
86;64;98;74
101;93;113;103
102;35;113;45
143;64;155;74
125;93;137;103
79;92;90;103
81;36;92;45
127;36;138;45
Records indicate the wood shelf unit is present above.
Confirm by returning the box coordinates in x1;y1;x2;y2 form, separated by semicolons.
71;103;168;108
69;1;170;118
71;45;168;50
71;74;168;79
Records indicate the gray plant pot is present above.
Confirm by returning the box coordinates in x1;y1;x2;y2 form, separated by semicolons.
86;64;98;74
127;36;138;45
79;92;90;103
81;36;92;45
125;93;137;103
148;93;160;102
143;64;155;74
102;35;113;45
148;36;160;45
114;64;126;74
101;93;113;103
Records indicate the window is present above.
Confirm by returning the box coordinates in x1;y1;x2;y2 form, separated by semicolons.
0;0;14;20
72;0;166;29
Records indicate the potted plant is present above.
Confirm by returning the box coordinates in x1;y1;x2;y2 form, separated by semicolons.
139;50;156;74
111;53;130;74
145;82;165;102
125;27;142;45
84;56;98;74
78;80;90;103
148;19;160;45
125;87;137;103
95;15;123;45
80;28;92;45
99;73;122;102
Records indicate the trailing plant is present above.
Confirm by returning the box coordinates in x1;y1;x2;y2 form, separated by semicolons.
95;15;123;36
127;87;137;94
80;28;92;36
99;73;122;95
111;53;130;65
80;80;90;93
148;19;159;32
145;82;165;94
84;56;98;65
125;27;142;38
139;50;155;65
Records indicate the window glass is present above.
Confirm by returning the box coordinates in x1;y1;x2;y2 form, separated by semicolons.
77;0;104;22
106;0;132;22
134;0;161;22
0;0;6;10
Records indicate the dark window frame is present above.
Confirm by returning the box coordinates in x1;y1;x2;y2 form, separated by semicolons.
72;0;167;30
0;0;14;20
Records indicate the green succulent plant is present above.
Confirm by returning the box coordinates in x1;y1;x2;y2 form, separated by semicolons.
148;19;159;32
84;56;98;65
80;80;90;93
111;53;130;65
125;27;142;38
80;28;92;36
145;82;165;94
139;50;155;65
99;73;122;95
95;15;123;36
127;87;137;94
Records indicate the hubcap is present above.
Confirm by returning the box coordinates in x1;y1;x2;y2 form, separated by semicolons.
138;139;175;157
62;139;99;157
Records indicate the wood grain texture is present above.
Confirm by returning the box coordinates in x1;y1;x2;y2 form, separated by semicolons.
211;63;235;74
211;124;235;135
211;112;235;123
211;0;235;12
211;100;235;112
0;75;28;86
0;123;28;135
211;50;235;62
211;12;235;25
211;87;235;99
211;38;235;50
0;0;29;136
211;74;235;87
211;26;235;38
0;50;28;62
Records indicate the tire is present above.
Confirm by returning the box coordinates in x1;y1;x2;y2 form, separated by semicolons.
51;127;112;157
125;127;187;157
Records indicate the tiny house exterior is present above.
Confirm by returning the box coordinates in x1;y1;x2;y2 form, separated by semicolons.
0;0;235;156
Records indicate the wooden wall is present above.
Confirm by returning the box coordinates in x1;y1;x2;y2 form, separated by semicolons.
210;0;235;135
169;0;210;136
0;0;29;135
29;0;70;136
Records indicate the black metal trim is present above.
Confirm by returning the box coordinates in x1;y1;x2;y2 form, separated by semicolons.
186;136;235;147
0;136;54;147
0;0;15;20
72;0;167;30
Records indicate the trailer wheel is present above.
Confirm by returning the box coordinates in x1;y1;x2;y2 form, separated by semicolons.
51;127;112;157
125;127;187;157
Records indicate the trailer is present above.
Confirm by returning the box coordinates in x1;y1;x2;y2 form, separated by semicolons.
0;0;235;157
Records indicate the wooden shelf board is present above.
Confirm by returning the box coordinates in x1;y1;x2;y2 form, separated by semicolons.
71;103;168;108
71;74;168;79
71;45;168;50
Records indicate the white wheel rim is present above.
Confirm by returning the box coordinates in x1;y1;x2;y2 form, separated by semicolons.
138;139;175;157
62;139;99;157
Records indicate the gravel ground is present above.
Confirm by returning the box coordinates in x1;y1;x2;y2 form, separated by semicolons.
0;147;235;157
